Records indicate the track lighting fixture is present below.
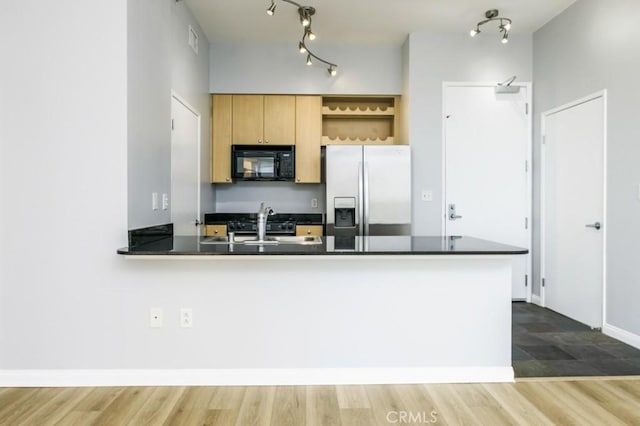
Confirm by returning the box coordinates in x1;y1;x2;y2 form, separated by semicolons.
470;9;512;44
265;0;338;76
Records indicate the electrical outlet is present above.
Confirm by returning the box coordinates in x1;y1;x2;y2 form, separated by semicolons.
311;198;318;208
421;190;433;202
180;308;193;328
152;192;159;210
149;308;163;328
162;193;169;210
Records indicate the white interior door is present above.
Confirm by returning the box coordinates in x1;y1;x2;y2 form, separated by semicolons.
444;84;531;300
171;96;200;236
542;93;605;328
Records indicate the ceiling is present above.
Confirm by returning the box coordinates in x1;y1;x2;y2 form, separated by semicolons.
185;0;577;46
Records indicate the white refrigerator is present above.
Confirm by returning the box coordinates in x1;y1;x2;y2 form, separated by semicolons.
326;145;412;236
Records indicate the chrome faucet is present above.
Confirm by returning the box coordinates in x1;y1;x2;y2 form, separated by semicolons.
257;202;275;242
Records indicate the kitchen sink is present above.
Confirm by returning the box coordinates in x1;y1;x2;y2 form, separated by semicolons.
200;235;322;245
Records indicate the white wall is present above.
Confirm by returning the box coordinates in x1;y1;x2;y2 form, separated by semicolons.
404;33;533;235
210;43;402;94
128;0;212;229
533;0;640;336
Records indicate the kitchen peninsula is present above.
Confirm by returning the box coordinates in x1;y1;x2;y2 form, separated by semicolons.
118;233;526;384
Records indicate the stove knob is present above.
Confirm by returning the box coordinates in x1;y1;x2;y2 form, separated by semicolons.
228;223;235;231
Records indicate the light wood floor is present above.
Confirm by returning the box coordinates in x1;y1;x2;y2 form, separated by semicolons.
1;377;639;425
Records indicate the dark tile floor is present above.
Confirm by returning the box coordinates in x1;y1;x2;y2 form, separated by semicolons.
512;302;640;377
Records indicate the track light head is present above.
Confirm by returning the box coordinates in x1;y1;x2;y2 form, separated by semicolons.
470;28;479;37
328;66;337;77
298;42;307;53
307;28;316;41
266;1;276;16
306;55;313;66
298;7;315;27
502;32;509;44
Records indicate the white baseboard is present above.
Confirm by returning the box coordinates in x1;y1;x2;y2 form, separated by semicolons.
603;323;640;350
0;367;514;387
531;294;542;306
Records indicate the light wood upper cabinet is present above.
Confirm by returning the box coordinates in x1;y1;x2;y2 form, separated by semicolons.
211;94;232;183
232;95;295;145
264;96;296;145
295;96;322;183
232;95;264;145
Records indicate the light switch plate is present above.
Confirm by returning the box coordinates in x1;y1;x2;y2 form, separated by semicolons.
421;190;433;202
152;192;159;210
150;307;163;328
162;193;169;210
180;308;193;328
311;198;318;208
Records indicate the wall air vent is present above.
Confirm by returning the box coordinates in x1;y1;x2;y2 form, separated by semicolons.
188;25;199;54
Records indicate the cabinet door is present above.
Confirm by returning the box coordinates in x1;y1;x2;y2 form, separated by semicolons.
232;95;264;145
205;224;228;236
264;95;295;145
295;96;322;183
296;225;323;236
211;95;233;183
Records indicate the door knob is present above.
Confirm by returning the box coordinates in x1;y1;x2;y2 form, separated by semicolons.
585;222;601;230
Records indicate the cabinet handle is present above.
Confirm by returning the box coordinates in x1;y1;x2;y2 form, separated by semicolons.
258;139;263;144
214;229;219;234
265;140;269;144
225;177;230;182
296;178;301;182
307;229;311;235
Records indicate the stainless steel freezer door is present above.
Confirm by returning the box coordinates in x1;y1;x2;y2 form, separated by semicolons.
326;145;363;236
363;145;412;235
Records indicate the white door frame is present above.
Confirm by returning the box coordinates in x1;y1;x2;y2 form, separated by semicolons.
171;91;202;235
442;82;533;302
540;90;608;325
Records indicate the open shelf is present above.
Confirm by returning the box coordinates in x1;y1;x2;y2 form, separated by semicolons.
321;136;395;145
322;105;395;117
321;96;403;145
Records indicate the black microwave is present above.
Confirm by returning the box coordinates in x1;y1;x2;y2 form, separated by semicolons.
232;145;295;181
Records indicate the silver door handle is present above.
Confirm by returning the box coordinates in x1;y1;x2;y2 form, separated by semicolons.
448;204;462;221
585;222;601;230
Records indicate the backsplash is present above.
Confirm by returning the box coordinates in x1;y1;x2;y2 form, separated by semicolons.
214;181;325;213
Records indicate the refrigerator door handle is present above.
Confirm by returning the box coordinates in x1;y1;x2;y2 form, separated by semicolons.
363;162;370;236
358;161;364;237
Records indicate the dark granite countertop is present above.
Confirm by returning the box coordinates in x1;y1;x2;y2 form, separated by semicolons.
204;213;323;225
117;235;528;256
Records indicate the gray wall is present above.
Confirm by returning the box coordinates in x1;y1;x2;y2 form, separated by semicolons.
532;0;640;334
210;43;402;95
215;182;325;214
1;0;130;368
128;0;213;229
404;33;533;235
